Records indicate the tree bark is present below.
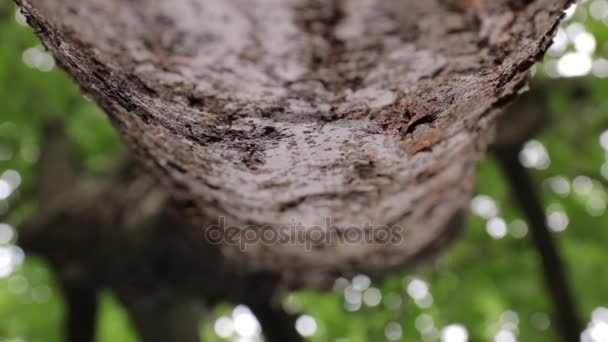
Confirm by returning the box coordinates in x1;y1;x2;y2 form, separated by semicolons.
14;0;573;280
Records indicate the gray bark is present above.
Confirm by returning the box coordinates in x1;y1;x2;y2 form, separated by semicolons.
14;0;572;281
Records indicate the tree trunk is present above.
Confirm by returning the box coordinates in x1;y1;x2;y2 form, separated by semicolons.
14;0;573;282
18;80;583;341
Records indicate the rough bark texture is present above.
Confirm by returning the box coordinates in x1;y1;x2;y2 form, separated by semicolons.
15;0;572;284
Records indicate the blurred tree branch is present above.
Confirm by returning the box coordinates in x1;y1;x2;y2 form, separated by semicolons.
493;80;585;342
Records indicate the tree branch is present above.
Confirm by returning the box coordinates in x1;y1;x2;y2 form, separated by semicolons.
494;147;582;342
118;294;203;342
249;303;303;342
15;0;573;279
61;285;98;342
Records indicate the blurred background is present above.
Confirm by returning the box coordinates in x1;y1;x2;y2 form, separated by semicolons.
1;1;608;341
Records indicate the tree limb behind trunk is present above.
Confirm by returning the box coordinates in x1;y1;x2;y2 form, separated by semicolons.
62;285;98;342
495;147;583;342
118;293;203;342
248;303;303;342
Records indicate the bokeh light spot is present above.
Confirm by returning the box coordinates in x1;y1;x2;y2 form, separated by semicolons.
441;324;468;342
295;315;317;337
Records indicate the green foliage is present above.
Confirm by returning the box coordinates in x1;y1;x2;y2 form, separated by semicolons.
0;257;62;342
1;1;608;341
95;292;138;342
